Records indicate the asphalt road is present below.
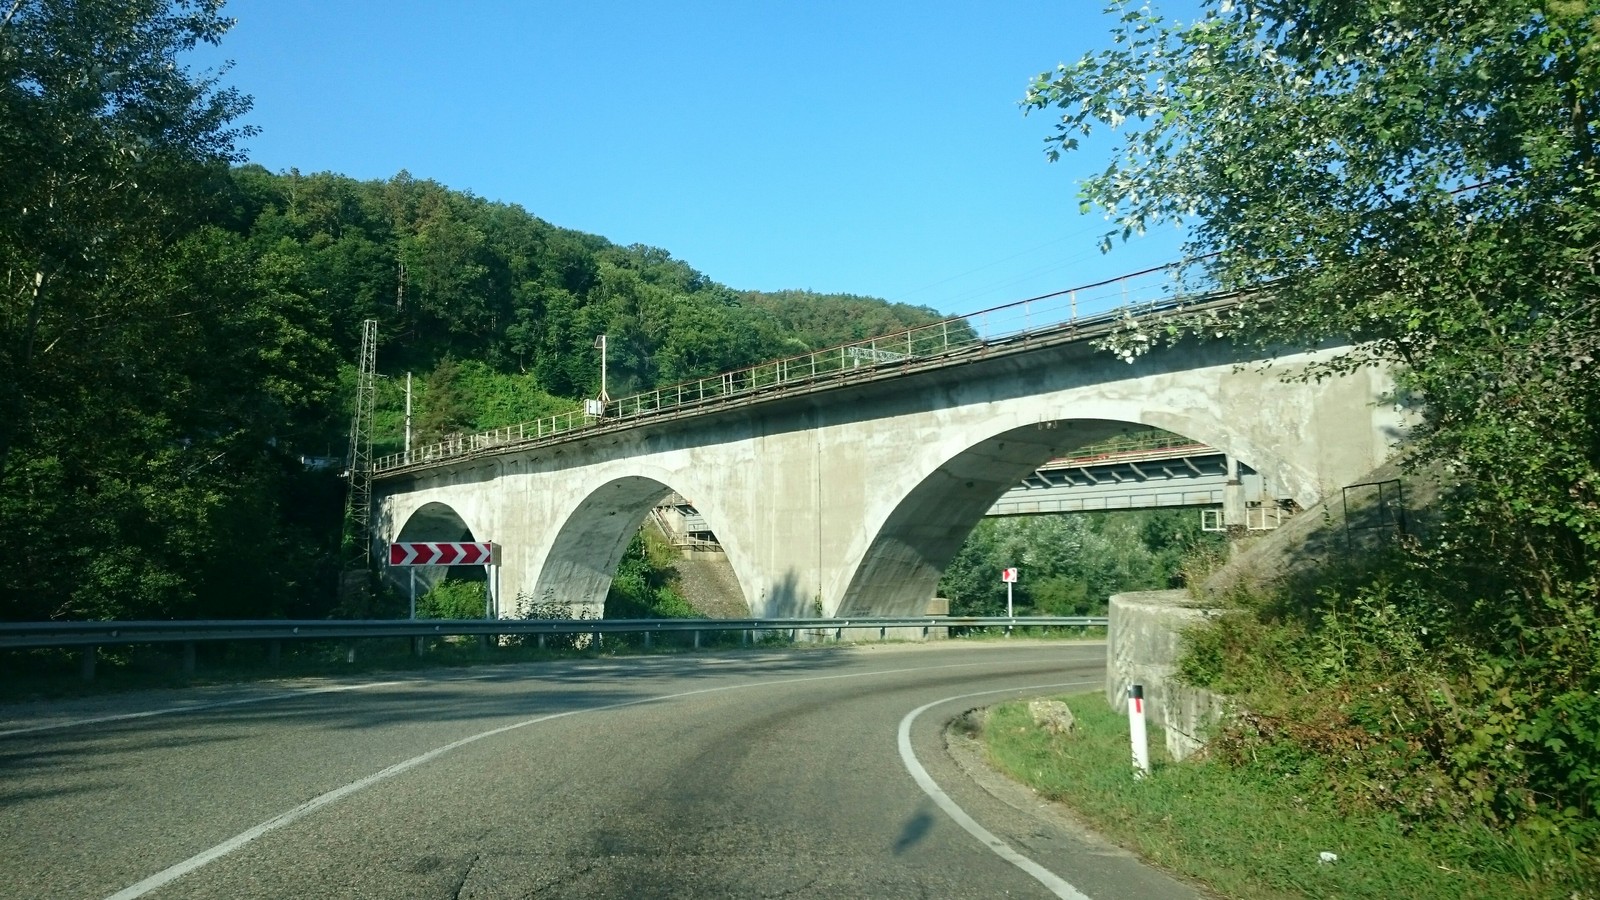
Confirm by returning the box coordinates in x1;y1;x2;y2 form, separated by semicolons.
0;642;1204;899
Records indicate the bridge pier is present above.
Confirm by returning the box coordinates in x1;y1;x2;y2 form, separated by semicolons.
1223;455;1246;529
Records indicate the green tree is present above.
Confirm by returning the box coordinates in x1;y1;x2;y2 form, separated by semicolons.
1025;2;1600;595
938;510;1213;617
0;0;252;476
0;2;329;621
1027;0;1599;838
414;356;474;445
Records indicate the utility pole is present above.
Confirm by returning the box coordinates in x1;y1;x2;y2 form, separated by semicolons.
585;335;609;418
594;334;609;404
404;372;413;462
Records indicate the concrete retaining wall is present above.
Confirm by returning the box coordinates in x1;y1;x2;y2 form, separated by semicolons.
1107;589;1227;760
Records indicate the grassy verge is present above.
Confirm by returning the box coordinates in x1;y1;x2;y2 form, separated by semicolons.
981;692;1589;900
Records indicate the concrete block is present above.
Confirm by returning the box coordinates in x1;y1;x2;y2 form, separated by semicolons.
1107;589;1226;761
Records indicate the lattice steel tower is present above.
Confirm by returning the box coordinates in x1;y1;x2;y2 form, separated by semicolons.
343;319;379;570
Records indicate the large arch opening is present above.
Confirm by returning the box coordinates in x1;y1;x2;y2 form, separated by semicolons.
836;419;1282;617
526;475;748;619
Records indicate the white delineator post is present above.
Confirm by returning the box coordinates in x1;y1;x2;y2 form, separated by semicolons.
1128;684;1150;779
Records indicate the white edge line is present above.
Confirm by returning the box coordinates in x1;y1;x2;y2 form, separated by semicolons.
0;681;410;739
897;681;1099;900
105;656;1098;900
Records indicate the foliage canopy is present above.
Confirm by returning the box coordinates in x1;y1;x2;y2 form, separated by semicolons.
0;3;949;624
1027;0;1599;848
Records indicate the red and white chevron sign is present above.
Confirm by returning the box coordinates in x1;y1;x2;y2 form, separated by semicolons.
387;542;499;567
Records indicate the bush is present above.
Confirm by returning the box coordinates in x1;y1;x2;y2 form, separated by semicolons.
1180;558;1600;869
416;579;487;619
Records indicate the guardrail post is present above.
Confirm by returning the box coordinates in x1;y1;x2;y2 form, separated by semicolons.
80;646;96;682
413;636;425;658
182;641;196;676
693;630;700;650
269;640;282;667
880;625;886;641
643;630;652;649
741;629;748;647
537;633;546;650
346;643;357;664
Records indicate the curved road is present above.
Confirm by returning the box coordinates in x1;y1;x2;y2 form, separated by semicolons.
0;643;1202;899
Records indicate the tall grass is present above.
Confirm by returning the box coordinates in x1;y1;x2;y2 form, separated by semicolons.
981;693;1592;899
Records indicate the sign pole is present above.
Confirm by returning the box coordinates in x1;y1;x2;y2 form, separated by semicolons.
1006;579;1013;637
409;568;416;620
1000;567;1017;636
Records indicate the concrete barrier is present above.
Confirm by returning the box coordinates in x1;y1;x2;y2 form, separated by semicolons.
1107;589;1227;761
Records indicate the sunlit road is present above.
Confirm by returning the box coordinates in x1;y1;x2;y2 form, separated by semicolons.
0;643;1201;899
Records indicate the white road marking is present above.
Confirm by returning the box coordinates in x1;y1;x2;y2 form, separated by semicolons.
897;682;1099;900
0;681;408;739
104;655;1098;899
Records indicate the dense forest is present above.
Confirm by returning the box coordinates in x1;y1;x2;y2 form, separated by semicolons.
0;2;974;623
3;155;967;621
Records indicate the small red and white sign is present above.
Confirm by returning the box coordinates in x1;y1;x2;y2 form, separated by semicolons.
388;542;499;567
1000;567;1018;583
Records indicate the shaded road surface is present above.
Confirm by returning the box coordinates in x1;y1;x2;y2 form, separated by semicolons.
0;642;1204;899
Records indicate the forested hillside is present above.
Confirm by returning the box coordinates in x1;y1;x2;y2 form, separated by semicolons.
0;2;947;623
226;168;948;457
3;159;951;622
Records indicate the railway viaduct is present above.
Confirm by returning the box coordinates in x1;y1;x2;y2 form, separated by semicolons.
372;297;1406;619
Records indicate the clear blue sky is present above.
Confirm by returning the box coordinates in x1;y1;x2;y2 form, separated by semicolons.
191;1;1199;316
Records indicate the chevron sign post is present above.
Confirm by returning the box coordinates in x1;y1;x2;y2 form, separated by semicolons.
387;542;502;624
387;542;499;567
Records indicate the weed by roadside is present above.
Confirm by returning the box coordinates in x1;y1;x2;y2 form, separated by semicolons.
980;692;1593;900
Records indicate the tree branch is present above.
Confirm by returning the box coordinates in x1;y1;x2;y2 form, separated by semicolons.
0;0;25;32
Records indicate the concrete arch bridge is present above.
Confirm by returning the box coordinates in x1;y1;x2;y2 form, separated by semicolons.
374;296;1405;619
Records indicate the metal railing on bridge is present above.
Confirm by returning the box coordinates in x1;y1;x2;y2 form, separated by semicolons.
374;264;1235;475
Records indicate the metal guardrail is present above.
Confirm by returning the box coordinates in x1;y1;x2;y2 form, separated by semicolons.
0;616;1108;650
373;264;1238;475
